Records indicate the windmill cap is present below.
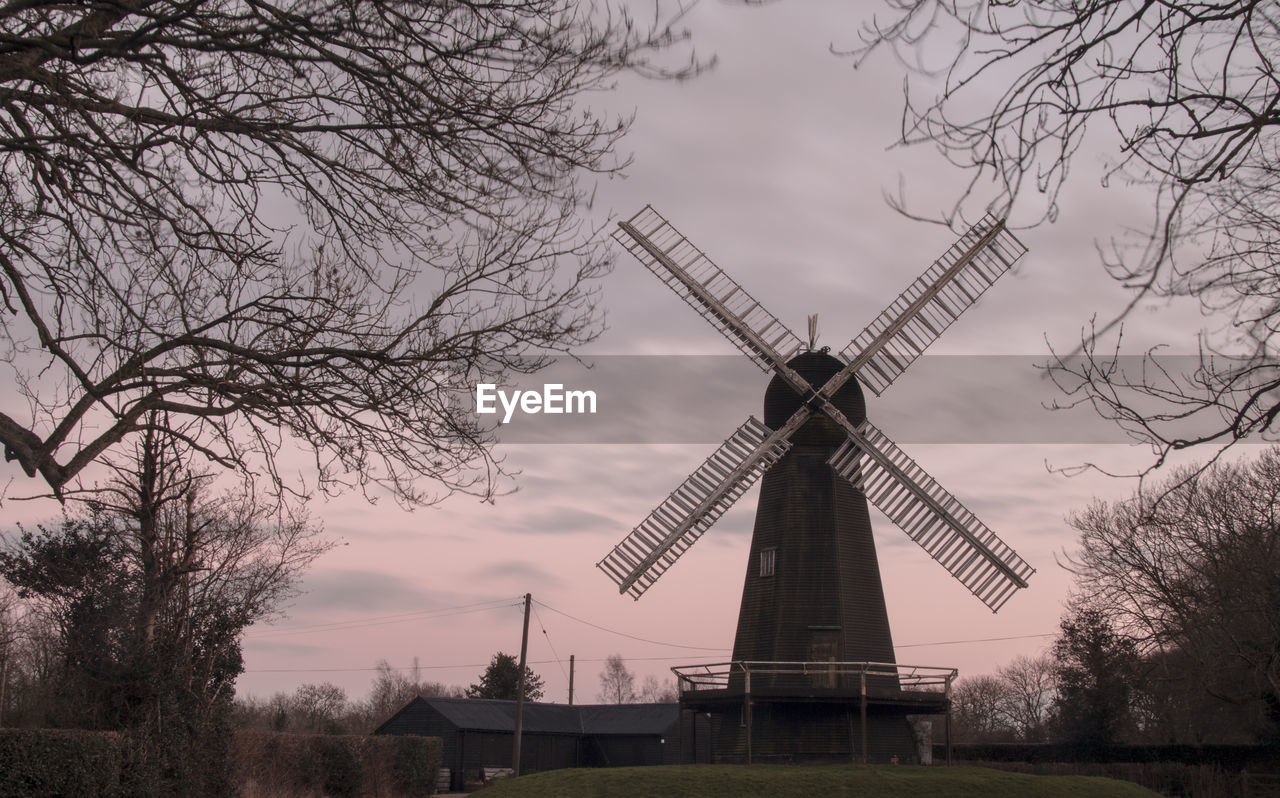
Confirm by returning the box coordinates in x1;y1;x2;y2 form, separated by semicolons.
764;351;866;442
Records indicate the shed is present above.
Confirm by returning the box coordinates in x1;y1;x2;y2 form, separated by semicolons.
579;702;684;767
374;696;706;791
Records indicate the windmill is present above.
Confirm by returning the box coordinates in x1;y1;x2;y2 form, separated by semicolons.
596;205;1036;763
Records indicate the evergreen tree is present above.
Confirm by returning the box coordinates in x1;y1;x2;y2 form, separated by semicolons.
1050;602;1141;748
466;652;544;702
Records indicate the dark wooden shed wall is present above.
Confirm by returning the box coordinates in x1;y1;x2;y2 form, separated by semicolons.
375;697;465;777
376;697;704;788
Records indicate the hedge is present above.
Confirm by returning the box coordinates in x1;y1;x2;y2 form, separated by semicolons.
235;730;442;798
939;742;1280;770
0;728;121;798
0;728;441;798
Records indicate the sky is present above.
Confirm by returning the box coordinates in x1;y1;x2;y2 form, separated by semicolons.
0;1;1246;706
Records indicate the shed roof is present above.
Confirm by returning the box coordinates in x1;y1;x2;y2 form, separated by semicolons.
378;696;678;737
579;703;680;736
423;696;582;735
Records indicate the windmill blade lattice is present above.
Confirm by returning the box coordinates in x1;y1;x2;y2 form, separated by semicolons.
842;214;1026;396
614;205;806;373
827;422;1035;612
597;416;793;599
600;204;1034;614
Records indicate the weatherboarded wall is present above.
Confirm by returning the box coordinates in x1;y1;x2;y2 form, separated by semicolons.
375;696;699;790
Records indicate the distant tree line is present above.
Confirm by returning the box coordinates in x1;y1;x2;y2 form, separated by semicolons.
597;653;678;704
232;659;464;736
951;447;1280;747
229;652;680;736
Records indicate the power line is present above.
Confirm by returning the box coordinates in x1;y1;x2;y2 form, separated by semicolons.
240;599;1055;675
246;597;523;638
897;632;1055;649
243;637;1058;674
532;599;729;652
531;604;570;685
244;654;725;675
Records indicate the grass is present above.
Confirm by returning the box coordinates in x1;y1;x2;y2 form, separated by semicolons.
471;764;1164;798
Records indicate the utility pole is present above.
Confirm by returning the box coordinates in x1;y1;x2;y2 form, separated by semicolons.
511;593;532;777
568;654;575;706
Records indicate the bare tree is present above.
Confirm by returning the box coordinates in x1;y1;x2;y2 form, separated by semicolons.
997;654;1056;743
853;1;1280;471
1065;446;1280;739
0;607;60;728
0;429;331;795
636;673;678;703
950;673;1016;743
363;657;463;730
292;682;350;733
947;655;1055;743
70;426;334;685
0;584;16;725
597;653;637;704
0;0;696;504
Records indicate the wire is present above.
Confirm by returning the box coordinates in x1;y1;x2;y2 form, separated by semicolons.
249;604;518;638
897;632;1055;649
247;597;523;638
532;599;729;652
531;604;570;685
238;655;732;676
269;596;523;632
239;602;1055;675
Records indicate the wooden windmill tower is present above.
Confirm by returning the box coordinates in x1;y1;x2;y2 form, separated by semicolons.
596;205;1036;763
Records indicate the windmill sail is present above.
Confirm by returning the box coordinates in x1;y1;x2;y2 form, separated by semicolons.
614;205;805;372
601;204;1033;613
827;422;1035;612
597;416;793;599
841;214;1026;396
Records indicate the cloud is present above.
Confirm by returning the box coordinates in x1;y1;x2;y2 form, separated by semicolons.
467;560;566;589
241;639;327;658
490;505;619;537
289;569;447;613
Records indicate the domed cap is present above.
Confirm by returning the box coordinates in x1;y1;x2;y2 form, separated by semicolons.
763;351;866;444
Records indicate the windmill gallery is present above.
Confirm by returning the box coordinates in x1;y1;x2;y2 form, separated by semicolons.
596;205;1036;764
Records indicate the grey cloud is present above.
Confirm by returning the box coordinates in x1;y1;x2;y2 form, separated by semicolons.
241;639;327;658
467;560;566;589
290;569;444;613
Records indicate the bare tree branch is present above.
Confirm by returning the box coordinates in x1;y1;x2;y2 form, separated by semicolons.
1063;447;1280;735
0;0;700;503
852;0;1280;472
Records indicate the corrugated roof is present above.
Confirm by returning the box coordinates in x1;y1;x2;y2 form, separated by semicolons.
400;696;678;736
579;703;680;736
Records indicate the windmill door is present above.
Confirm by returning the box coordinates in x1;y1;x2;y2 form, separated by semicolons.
808;628;840;689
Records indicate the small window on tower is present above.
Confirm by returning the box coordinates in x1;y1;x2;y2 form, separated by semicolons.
759;548;776;578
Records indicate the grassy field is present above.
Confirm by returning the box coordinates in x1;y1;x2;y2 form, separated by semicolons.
472;764;1163;797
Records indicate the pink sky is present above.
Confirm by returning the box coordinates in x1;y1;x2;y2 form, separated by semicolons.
1;1;1243;705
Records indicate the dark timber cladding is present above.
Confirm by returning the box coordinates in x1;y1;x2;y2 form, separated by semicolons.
725;351;913;760
734;351;895;668
374;696;706;791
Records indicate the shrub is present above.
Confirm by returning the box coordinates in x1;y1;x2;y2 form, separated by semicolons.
310;736;362;798
0;728;121;798
234;730;440;798
378;735;442;797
